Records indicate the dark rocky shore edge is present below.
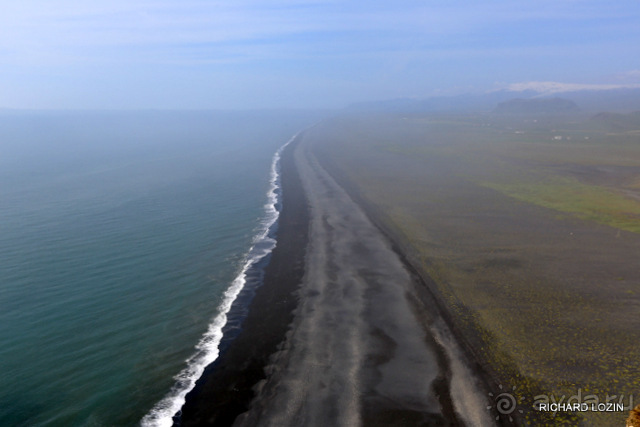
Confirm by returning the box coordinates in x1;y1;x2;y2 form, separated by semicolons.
178;132;497;426
177;135;309;426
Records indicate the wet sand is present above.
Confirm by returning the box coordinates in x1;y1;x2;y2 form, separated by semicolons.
179;133;492;426
179;136;310;426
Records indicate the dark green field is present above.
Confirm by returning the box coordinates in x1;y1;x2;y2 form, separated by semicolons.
306;113;640;426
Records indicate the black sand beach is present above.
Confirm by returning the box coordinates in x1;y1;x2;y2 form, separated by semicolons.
179;133;492;426
179;136;310;426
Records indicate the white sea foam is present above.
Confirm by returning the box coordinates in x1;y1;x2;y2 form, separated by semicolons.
141;135;297;427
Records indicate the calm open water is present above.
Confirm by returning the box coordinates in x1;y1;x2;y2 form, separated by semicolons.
0;110;318;426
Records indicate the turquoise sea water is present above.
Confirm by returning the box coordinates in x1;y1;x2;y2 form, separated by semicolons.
0;111;316;426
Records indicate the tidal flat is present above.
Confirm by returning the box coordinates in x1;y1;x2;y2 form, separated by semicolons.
307;112;640;426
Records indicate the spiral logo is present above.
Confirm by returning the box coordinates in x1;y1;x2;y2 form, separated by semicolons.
495;392;517;414
487;384;524;422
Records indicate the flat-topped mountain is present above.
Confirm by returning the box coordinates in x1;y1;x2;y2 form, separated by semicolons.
590;111;640;131
494;97;581;114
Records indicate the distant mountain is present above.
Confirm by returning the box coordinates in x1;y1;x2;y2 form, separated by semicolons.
590;111;640;131
554;88;640;113
493;98;580;114
345;86;640;114
345;90;539;113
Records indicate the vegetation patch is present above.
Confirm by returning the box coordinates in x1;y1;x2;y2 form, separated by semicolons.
483;177;640;233
307;113;640;426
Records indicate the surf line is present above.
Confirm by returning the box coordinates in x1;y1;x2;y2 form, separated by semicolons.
141;134;298;427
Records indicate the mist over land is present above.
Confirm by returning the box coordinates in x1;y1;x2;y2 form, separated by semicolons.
306;111;640;425
2;1;640;426
177;97;640;426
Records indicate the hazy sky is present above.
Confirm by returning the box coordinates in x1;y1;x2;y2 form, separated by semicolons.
1;0;639;109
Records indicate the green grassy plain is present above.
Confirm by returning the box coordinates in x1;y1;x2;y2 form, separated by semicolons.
307;113;640;426
483;177;640;233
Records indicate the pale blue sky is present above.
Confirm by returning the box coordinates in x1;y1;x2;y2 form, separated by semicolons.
1;0;639;109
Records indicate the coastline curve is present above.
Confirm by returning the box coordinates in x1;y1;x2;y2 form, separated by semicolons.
140;135;297;427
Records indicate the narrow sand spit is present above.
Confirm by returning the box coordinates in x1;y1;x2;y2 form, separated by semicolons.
235;136;492;426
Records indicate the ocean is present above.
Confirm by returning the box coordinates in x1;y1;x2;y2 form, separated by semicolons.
0;110;318;426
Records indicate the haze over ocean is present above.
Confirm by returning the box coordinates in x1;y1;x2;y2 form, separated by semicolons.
0;110;316;426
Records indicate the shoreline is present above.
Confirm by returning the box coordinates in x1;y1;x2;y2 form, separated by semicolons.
304;127;509;425
179;130;494;426
309;140;504;416
178;135;310;426
282;131;490;426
